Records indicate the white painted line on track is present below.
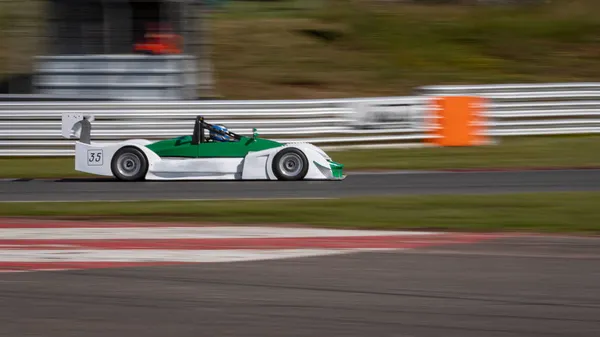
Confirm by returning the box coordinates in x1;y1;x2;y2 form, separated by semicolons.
0;248;399;263
0;223;497;273
0;226;439;240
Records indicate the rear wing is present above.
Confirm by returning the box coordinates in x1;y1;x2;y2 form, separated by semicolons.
62;113;95;144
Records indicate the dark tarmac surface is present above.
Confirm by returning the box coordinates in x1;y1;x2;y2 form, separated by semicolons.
3;169;600;202
1;235;599;337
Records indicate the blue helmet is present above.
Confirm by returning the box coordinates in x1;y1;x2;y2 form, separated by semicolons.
210;124;232;142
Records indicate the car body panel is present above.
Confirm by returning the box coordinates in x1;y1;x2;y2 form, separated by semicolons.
145;135;198;158
146;135;284;158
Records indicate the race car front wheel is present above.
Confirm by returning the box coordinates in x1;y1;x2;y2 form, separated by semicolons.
272;147;309;181
111;147;148;181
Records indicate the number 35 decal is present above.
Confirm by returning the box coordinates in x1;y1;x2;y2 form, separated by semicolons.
87;149;103;166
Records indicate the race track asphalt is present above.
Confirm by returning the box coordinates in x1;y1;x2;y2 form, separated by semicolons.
1;235;599;337
1;169;600;202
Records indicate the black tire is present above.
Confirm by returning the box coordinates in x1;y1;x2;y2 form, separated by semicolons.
272;147;309;181
111;147;148;181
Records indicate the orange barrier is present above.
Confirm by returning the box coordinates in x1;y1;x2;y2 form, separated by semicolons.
134;33;182;55
427;96;489;146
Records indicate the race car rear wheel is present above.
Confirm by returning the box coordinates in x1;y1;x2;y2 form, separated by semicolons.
272;147;309;181
111;147;148;181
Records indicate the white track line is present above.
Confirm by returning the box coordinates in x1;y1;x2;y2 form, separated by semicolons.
0;248;399;263
0;226;439;240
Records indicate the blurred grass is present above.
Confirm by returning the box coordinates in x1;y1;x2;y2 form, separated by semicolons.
331;135;600;170
0;0;46;80
2;192;600;233
211;0;600;98
1;0;598;98
1;135;599;178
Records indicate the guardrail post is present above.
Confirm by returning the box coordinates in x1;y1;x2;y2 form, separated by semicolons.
426;96;489;147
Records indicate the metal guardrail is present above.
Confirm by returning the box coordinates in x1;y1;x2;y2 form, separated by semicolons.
1;82;599;156
0;96;429;156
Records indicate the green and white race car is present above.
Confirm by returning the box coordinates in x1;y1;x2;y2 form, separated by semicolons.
61;113;345;181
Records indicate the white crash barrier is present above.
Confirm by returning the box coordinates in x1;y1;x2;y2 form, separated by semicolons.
0;82;599;155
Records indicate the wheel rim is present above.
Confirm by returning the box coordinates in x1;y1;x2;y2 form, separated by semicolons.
279;153;303;177
116;153;141;178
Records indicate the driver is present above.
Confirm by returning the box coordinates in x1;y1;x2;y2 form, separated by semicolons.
209;124;232;142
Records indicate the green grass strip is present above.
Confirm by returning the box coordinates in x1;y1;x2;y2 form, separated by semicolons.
2;192;600;233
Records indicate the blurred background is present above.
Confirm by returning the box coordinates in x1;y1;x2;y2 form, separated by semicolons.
0;0;598;99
